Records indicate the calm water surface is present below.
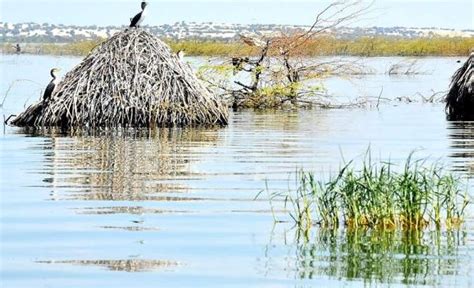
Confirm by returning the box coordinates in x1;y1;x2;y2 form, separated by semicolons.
1;55;474;287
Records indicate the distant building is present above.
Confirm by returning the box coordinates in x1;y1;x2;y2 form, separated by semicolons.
1;21;473;43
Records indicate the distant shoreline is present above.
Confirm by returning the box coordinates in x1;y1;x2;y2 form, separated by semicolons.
1;36;473;57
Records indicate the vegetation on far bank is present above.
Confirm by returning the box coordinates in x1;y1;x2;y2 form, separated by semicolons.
1;36;473;57
170;36;474;57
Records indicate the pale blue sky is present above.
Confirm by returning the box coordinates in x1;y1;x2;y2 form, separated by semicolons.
0;0;472;29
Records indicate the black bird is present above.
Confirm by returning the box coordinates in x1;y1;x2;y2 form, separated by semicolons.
42;68;60;104
14;43;21;54
130;1;148;28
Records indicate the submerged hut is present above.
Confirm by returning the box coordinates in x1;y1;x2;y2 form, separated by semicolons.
446;52;474;120
11;29;228;128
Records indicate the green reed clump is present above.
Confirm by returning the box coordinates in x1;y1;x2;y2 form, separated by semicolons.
275;153;470;231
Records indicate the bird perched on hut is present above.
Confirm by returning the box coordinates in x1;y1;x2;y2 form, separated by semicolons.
130;1;148;28
42;68;61;104
446;51;474;120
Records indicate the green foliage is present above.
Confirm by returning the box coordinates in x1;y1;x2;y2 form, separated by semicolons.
197;64;234;78
258;83;301;97
267;152;470;233
240;83;302;109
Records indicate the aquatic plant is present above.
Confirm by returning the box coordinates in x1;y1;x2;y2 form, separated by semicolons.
10;29;228;128
267;152;470;231
387;59;425;76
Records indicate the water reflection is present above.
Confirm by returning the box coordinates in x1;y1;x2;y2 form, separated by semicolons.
23;128;220;202
38;259;178;273
242;110;303;132
264;228;469;286
448;122;474;175
78;206;189;215
4;106;474;287
99;225;160;232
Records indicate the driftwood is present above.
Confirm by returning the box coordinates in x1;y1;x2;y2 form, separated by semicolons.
11;29;228;128
446;52;474;120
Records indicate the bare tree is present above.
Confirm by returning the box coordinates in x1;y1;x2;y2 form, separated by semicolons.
198;0;374;108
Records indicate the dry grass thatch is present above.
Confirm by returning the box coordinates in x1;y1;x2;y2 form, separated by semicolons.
11;29;229;128
446;52;474;120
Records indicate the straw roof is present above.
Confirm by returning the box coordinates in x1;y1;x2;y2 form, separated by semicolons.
12;29;228;127
446;52;474;120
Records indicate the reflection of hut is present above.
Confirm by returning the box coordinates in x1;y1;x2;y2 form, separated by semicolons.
447;122;474;174
26;128;220;202
446;52;474;120
11;29;228;128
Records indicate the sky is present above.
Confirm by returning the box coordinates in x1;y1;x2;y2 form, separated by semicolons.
0;0;472;29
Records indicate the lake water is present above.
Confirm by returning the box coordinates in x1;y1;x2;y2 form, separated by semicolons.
1;55;474;287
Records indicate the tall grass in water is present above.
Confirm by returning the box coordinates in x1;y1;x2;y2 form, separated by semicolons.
272;153;470;232
2;36;473;57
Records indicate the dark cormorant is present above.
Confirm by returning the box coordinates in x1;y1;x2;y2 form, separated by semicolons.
15;44;21;54
130;1;148;28
42;68;60;104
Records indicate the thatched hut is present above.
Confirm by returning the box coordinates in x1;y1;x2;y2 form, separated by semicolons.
446;52;474;120
11;29;228;128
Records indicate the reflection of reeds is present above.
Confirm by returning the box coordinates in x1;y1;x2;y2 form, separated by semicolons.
38;259;178;273
25;128;219;201
293;228;467;285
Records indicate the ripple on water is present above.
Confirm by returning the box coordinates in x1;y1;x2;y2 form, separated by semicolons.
2;105;474;287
